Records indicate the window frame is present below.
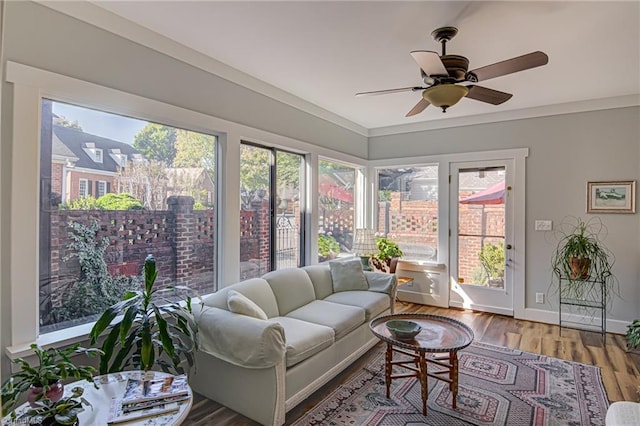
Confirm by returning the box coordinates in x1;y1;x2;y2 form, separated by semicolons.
78;178;89;198
5;61;369;356
96;180;107;197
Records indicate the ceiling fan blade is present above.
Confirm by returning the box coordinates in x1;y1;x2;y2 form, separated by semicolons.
467;51;549;82
356;86;423;97
410;51;448;76
466;85;513;105
405;98;431;117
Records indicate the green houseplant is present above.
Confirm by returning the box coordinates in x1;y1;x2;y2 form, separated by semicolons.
89;254;200;375
1;344;101;417
370;236;404;273
626;320;640;351
550;216;617;301
318;234;340;262
18;386;90;426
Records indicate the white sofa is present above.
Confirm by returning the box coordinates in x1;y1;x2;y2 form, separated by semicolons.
190;260;396;425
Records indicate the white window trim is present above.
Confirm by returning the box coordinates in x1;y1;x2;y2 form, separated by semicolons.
5;61;367;357
94;148;103;163
97;180;107;197
78;178;89;198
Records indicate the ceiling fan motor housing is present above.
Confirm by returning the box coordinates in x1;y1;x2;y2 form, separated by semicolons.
440;55;469;81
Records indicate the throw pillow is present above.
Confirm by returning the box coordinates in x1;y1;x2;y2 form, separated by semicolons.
330;257;369;292
227;290;268;320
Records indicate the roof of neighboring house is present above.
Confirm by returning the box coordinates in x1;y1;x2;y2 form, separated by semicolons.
52;125;141;173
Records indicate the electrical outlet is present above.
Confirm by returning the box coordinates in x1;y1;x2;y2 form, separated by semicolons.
535;293;544;304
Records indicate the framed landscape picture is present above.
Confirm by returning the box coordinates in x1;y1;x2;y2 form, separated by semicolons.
587;180;636;213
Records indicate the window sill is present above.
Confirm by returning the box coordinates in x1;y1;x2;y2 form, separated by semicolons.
5;322;96;360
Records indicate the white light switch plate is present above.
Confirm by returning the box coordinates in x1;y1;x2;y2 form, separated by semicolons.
535;220;552;231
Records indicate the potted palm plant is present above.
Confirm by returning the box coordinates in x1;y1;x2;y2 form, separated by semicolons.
1;344;101;418
550;216;616;301
89;254;200;375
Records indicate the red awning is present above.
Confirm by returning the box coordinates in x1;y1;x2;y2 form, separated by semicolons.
318;180;353;203
460;181;505;205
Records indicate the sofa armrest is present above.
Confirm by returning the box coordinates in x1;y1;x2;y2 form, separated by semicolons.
364;271;397;295
194;304;286;368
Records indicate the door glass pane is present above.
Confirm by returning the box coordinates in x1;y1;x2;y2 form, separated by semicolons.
318;159;357;262
376;166;438;262
240;144;271;279
40;100;217;334
457;167;505;287
275;151;303;269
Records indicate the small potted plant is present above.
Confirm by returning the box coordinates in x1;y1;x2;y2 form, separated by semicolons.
371;236;403;273
1;344;101;418
318;234;339;262
18;386;90;426
89;254;200;375
626;320;640;352
550;216;616;301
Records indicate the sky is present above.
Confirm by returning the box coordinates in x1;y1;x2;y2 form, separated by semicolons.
52;101;148;145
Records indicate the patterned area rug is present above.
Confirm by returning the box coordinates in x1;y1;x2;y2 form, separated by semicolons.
292;341;609;426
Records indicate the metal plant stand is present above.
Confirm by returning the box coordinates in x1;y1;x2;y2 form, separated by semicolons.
557;275;606;340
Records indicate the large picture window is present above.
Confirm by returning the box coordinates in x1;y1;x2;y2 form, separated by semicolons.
376;166;439;262
39;100;218;333
317;158;358;262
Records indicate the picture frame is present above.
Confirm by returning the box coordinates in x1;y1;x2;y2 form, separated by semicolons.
587;180;636;214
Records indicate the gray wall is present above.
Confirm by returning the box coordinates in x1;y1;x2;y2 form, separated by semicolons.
370;107;640;322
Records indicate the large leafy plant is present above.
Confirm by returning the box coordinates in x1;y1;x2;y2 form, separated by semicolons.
89;254;200;375
626;320;640;351
1;344;101;417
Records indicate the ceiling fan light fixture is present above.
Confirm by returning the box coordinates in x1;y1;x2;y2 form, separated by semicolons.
422;84;469;112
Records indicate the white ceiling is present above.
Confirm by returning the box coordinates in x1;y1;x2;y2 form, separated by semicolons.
90;1;639;133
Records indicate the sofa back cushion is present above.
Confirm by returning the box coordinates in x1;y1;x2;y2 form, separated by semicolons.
329;257;369;292
262;268;317;316
302;264;334;300
200;278;279;318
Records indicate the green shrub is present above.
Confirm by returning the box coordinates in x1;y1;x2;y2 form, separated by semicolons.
626;319;640;351
375;236;403;261
479;242;505;278
95;193;143;210
58;196;100;210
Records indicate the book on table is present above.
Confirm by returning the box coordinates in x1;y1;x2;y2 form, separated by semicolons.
121;374;189;406
108;398;180;424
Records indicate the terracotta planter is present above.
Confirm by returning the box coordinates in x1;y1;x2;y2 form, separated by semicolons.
569;257;591;280
27;380;64;407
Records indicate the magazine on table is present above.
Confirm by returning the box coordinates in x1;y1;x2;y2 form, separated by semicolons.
121;374;189;406
108;398;180;424
121;394;191;413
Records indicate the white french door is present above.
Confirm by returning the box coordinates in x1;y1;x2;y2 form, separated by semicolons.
449;160;514;316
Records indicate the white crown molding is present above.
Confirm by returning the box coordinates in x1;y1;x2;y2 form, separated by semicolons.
36;0;369;137
32;1;640;140
368;95;640;137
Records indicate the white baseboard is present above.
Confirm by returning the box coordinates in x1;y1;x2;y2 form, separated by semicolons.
449;300;513;317
519;307;628;335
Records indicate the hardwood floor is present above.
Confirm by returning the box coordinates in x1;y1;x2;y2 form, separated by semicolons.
184;302;640;425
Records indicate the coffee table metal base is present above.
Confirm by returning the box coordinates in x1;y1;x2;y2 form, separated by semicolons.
384;343;460;416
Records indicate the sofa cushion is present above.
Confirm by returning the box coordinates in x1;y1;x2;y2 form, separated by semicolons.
201;278;279;318
302;265;334;300
330;257;369;292
263;268;317;316
227;290;268;320
267;317;334;367
286;300;365;340
324;291;390;321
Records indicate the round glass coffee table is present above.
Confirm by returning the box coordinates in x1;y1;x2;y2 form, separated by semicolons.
369;313;474;416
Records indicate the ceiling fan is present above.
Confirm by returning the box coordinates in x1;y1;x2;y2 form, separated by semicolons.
356;27;549;115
